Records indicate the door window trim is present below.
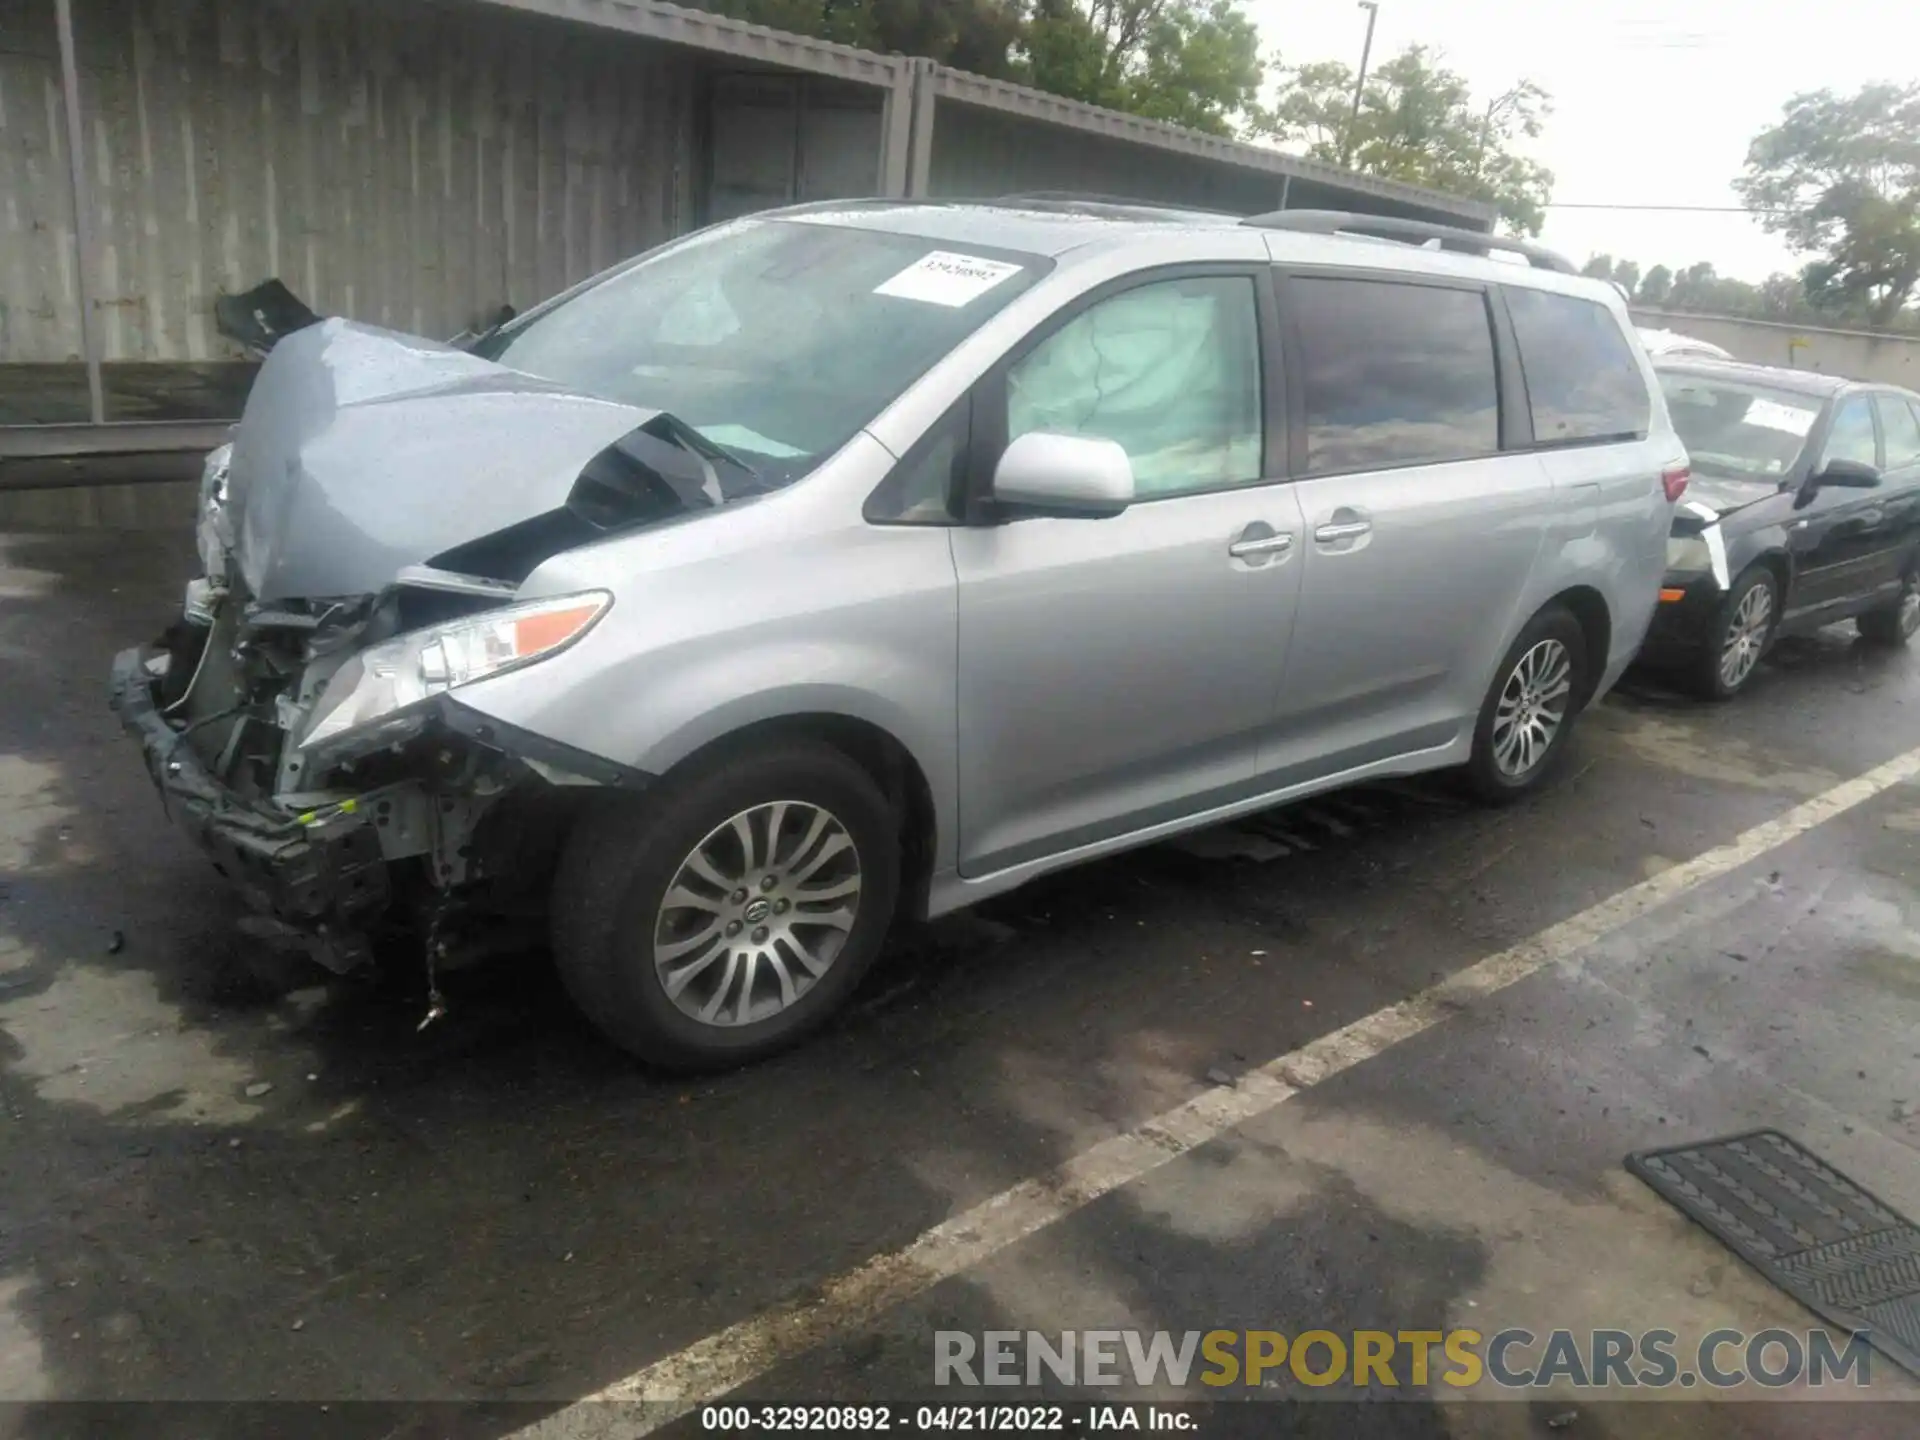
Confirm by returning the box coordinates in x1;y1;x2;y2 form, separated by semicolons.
1815;391;1883;473
1272;265;1513;480
1870;390;1920;471
962;262;1287;524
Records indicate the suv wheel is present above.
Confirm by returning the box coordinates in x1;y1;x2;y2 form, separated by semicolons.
1688;566;1778;700
551;740;900;1071
1857;570;1920;647
1466;607;1587;803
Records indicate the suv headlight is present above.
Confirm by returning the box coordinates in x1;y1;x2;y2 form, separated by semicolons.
196;442;234;577
297;591;612;755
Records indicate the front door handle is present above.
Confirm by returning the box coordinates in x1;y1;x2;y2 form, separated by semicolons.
1228;532;1294;559
1314;519;1372;543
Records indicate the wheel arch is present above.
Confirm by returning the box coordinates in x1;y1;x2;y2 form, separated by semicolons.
661;712;941;923
1540;585;1612;709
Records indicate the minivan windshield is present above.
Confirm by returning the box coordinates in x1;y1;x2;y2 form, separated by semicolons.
1659;371;1822;481
473;217;1047;484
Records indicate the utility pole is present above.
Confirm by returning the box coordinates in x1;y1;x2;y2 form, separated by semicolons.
1343;1;1379;167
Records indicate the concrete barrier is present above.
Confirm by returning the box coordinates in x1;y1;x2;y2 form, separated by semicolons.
1629;309;1920;387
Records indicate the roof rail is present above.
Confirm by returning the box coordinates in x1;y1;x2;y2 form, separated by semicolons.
992;191;1235;218
1239;209;1575;274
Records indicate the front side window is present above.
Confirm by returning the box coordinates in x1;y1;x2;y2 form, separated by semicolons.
1004;275;1263;498
1659;373;1821;480
1506;287;1651;445
474;218;1046;486
1874;395;1920;470
1291;277;1499;475
1821;396;1879;470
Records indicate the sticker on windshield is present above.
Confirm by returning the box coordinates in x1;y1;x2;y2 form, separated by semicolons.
1743;398;1816;437
874;251;1024;307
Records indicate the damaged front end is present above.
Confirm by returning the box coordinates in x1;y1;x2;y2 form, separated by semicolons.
110;315;769;987
111;510;634;978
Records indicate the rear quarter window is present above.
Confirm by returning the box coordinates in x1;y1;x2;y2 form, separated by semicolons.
1505;287;1652;446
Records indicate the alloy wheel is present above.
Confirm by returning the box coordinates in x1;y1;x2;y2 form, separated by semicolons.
1491;638;1573;778
1719;582;1774;690
652;801;863;1027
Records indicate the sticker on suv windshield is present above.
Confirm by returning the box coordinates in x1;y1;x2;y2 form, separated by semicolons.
1743;398;1817;437
874;251;1024;307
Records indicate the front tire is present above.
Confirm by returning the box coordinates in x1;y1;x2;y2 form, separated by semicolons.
1857;570;1920;647
1466;606;1588;804
551;740;901;1071
1686;566;1778;700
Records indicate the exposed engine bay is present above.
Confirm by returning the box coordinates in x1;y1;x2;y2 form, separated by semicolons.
109;312;765;996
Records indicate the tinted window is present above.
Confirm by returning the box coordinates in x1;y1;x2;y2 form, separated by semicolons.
1291;278;1498;474
1006;276;1262;498
1660;373;1820;480
1821;396;1878;470
1875;395;1920;470
1507;288;1651;444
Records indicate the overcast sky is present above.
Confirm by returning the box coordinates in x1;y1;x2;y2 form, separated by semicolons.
1244;0;1919;282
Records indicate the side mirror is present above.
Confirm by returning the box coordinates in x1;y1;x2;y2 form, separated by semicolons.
1812;457;1881;490
991;432;1134;517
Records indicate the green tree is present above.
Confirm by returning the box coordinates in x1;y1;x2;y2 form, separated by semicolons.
688;1;1264;135
1668;261;1718;310
1638;264;1674;305
1736;83;1920;326
1580;254;1615;282
1612;259;1641;299
689;1;1023;72
1259;45;1554;235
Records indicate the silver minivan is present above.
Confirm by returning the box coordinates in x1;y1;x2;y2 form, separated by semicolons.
112;200;1684;1068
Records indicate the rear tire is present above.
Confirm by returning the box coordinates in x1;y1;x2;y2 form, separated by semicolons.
1686;566;1778;700
550;740;901;1072
1465;606;1588;804
1857;571;1920;647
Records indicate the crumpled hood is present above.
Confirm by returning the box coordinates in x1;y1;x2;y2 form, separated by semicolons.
229;319;660;601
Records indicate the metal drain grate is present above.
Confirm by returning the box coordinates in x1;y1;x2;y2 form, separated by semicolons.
1627;1129;1920;1376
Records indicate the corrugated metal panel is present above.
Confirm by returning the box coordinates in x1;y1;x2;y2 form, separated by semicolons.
927;65;1496;230
0;0;87;406
928;101;1282;216
63;0;696;408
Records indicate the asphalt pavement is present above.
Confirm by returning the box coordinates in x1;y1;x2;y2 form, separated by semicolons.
3;527;1918;1439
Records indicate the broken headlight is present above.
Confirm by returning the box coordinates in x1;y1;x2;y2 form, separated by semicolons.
1666;535;1712;573
196;442;234;578
297;591;612;756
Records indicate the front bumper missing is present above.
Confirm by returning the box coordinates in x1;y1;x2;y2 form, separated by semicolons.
109;644;390;972
110;639;653;975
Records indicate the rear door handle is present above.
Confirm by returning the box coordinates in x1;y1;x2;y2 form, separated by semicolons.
1314;520;1372;543
1228;532;1294;558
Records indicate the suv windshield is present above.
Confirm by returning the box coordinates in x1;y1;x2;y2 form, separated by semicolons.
473;217;1047;484
1659;371;1822;481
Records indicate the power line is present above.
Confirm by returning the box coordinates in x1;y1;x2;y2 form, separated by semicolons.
1546;204;1789;214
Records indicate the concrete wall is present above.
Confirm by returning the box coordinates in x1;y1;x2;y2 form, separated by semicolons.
1632;308;1920;388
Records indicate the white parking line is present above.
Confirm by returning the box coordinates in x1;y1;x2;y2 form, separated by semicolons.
517;744;1920;1438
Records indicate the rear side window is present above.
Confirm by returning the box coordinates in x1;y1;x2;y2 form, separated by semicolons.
1874;395;1920;470
1505;287;1651;445
1290;277;1499;475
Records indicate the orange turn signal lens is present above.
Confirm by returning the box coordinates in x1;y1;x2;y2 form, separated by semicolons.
1658;587;1686;603
511;602;604;656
